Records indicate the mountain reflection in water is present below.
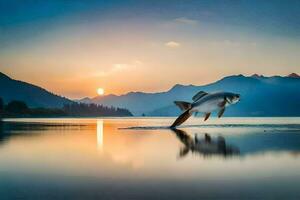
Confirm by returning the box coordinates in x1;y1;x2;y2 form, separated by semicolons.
0;118;300;199
1;119;300;157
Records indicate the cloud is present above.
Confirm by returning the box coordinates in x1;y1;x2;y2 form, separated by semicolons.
94;61;142;77
174;17;198;25
165;41;180;48
93;64;128;77
112;63;128;71
133;60;143;65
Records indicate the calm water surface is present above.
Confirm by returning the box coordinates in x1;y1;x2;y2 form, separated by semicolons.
0;117;300;200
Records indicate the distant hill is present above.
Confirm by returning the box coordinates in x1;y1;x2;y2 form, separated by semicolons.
80;73;300;117
0;72;72;108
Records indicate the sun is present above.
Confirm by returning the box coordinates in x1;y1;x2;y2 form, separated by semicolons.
97;88;105;96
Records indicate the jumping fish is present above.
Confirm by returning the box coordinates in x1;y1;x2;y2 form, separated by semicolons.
171;91;240;127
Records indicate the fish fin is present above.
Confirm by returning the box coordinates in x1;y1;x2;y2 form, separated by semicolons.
218;107;226;118
218;97;227;107
179;147;189;158
192;91;208;102
174;101;192;111
204;133;212;143
171;109;192;128
204;113;211;121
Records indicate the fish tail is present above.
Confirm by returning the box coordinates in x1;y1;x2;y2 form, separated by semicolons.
170;109;192;128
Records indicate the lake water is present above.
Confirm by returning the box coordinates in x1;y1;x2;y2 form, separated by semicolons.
0;117;300;200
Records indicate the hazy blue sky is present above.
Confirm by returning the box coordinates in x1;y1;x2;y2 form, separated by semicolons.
0;0;300;98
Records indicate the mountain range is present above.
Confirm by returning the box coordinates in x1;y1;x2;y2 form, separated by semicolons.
0;72;72;108
79;73;300;117
1;71;299;117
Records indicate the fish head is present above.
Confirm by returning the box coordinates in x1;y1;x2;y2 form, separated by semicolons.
225;93;240;104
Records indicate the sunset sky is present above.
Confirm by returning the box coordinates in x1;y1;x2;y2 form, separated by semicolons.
0;0;300;98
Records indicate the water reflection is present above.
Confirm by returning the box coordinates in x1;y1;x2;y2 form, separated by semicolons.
1;120;300;158
0;119;300;199
0;121;87;145
97;120;103;150
229;131;300;156
170;128;300;158
171;128;239;158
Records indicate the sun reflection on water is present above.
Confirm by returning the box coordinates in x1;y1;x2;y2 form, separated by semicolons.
97;120;103;150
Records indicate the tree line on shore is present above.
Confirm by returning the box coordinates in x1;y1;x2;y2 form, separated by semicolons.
0;97;132;118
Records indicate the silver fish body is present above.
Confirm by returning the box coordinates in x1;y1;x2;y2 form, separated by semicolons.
171;91;240;127
191;92;236;113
